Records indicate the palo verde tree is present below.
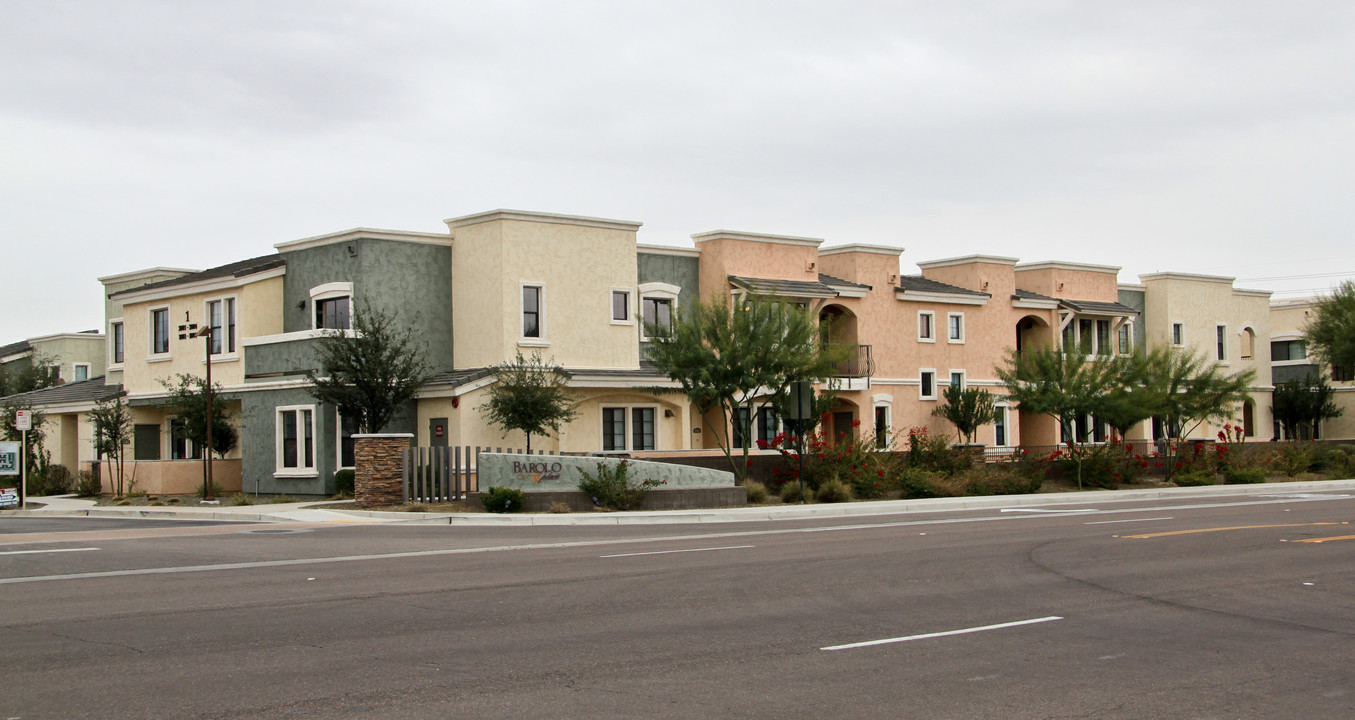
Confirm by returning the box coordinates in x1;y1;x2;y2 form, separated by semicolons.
995;346;1121;442
1272;372;1343;440
1305;279;1355;374
1141;348;1256;443
159;374;239;459
478;350;579;453
89;392;134;497
931;385;1000;445
307;303;432;433
643;293;850;481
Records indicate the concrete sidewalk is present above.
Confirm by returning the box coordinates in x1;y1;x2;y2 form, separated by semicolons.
6;479;1355;526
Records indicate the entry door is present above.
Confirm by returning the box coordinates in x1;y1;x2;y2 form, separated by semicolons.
833;411;854;440
429;417;448;447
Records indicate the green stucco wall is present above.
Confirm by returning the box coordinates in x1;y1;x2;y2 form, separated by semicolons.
637;251;700;360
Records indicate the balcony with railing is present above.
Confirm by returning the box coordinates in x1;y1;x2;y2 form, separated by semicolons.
828;343;873;390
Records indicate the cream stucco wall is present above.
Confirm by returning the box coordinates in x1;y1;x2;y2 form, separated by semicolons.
450;212;641;371
1271;298;1355;440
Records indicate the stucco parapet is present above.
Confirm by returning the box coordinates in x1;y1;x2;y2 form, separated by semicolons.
275;228;453;252
691;230;823;247
1271;297;1320;309
637;243;701;257
916;254;1019;269
1018;260;1121;274
445;209;642;232
1233;288;1274;298
1138;271;1235;284
26;332;103;344
818;243;904;257
110;264;285;303
1118;282;1147;290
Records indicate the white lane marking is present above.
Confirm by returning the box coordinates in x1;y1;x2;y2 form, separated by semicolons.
0;547;100;556
821;616;1063;651
1000;508;1098;514
1261;493;1351;499
601;545;754;558
1085;517;1173;525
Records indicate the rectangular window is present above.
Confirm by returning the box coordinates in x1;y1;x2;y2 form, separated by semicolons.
1216;325;1227;361
950;371;965;391
602;408;626;451
1171;323;1184;346
631;408;655;451
277;407;315;473
994;406;1008;447
1062;322;1076;350
73;363;90;382
642;297;672;337
1271;340;1307;362
874;406;889;449
315;296;351;330
1333;365;1353;383
207;298;237;354
522;285;542;339
1096;320;1111;355
169;418;201;460
134;424;161;461
947;313;964;343
602;406;658;451
611;290;630;322
733;407;752;449
111;321;124;364
151;307;170;355
918;312;935;341
1078;318;1094;353
920;370;936;400
1117;323;1131;354
338;412;360;468
757;406;780;445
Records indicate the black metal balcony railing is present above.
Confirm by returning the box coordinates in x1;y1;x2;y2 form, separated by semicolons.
831;344;873;378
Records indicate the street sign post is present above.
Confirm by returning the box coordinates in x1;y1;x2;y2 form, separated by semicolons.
14;410;30;431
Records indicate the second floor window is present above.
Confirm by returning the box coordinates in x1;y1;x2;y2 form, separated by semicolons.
111;321;124;364
918;312;934;341
151;308;170;355
523;285;542;338
642;297;672;336
315;296;350;330
208;298;237;354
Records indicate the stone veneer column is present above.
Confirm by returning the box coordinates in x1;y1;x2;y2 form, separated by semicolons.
354;433;413;508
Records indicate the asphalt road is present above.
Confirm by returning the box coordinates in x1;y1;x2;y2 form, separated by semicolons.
2;491;1354;719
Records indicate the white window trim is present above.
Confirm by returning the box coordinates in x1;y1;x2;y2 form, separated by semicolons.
600;404;661;452
993;404;1011;447
108;317;124;369
919;369;938;400
520;282;548;347
165;416;199;460
610;287;635;326
310;283;354;331
1215;323;1229;363
639;283;680;342
275;404;318;477
148;305;171;361
1171;322;1185;347
1239;324;1257;360
917;310;936;343
948;370;966;391
72;362;91;382
872;400;892;449
1117;320;1134;356
946;312;965;344
204;294;240;361
336;409;356;470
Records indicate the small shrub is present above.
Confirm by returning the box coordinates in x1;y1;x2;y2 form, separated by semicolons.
548;501;572;513
268;494;296;504
149;501;165;506
482;486;525;513
406;502;429;512
228;492;254;506
333;469;355;497
896;467;944;499
194;481;225;498
816;478;852;503
165;497;181;504
75;470;102;497
1173;471;1217;487
960;466;1044;496
1223;467;1267;485
115;499;132;506
1269;443;1312;477
780;481;811;503
578;460;663;511
127;489;148;498
31;464;74;496
744;480;769;504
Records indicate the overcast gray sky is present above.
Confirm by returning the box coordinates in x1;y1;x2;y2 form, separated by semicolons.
4;1;1354;342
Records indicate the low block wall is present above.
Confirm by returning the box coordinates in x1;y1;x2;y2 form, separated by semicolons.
467;486;747;512
89;460;242;496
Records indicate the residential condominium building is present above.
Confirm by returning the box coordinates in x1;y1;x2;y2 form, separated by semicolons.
1270;298;1355;440
6;208;1291;496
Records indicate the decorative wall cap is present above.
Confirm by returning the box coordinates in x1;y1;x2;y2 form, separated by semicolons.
637;243;701;257
1017;260;1122;274
916;254;1019;269
691;230;823;247
353;433;415;439
1138;271;1235;284
275;228;453;252
818;243;903;257
445;209;643;232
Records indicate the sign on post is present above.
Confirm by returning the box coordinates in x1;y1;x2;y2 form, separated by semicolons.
14;411;30;432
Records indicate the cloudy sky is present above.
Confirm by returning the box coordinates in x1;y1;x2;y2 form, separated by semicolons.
4;1;1354;342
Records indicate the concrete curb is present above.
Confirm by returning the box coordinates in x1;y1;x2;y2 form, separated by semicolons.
7;480;1354;526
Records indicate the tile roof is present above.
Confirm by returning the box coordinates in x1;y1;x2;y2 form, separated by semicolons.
1058;298;1140;315
1012;288;1058;302
108;254;285;297
818;273;872;290
1;376;121;407
895;275;991;298
0;340;32;358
